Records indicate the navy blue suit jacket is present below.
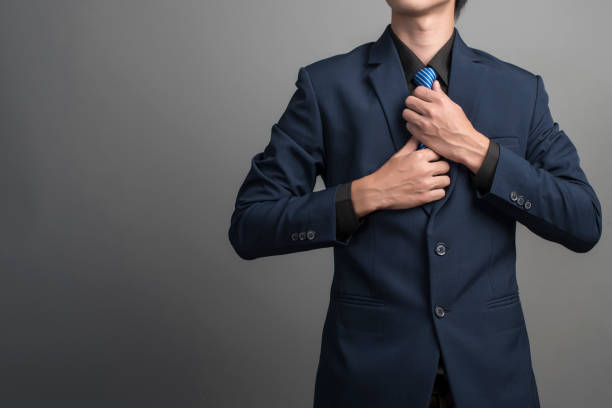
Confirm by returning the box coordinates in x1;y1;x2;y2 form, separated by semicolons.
228;25;602;408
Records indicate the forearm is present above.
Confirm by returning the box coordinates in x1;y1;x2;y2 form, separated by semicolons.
350;173;384;219
460;129;491;175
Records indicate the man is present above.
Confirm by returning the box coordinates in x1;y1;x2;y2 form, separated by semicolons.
228;0;603;407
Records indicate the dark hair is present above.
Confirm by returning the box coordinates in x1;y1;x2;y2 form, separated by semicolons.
455;0;468;19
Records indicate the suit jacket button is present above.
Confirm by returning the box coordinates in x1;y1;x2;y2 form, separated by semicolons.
434;242;447;256
299;231;306;240
434;305;446;318
517;195;525;206
510;191;518;201
291;232;299;241
524;200;532;210
306;230;316;240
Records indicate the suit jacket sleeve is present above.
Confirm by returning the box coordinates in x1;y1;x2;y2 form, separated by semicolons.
228;67;357;260
474;74;602;252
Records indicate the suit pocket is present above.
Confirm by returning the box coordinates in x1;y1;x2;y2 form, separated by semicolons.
489;135;521;155
483;291;525;334
489;134;519;140
331;292;386;334
486;291;520;309
331;291;385;307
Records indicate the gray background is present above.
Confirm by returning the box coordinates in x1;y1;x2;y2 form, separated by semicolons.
1;0;610;407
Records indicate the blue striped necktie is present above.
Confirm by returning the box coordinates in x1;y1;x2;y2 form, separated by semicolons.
411;66;438;150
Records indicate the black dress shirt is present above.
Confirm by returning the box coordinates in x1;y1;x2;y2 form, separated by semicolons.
335;27;500;242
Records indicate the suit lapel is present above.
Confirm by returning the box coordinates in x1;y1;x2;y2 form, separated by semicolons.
367;25;489;218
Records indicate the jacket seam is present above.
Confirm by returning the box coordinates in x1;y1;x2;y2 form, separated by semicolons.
301;66;328;176
527;74;540;142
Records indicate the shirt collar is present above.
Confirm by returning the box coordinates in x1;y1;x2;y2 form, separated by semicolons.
389;27;455;88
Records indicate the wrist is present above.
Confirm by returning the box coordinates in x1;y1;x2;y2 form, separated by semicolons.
461;130;490;174
351;173;383;218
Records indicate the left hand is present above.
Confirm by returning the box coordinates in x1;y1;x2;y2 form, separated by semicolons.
402;80;489;172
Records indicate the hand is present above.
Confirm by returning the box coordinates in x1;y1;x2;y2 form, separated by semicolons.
351;135;451;216
402;80;489;172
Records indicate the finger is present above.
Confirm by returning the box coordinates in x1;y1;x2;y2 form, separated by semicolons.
432;80;443;93
412;85;438;102
423;188;446;203
402;135;420;152
420;147;441;162
430;159;451;175
404;95;430;116
431;174;451;189
396;135;419;156
402;107;426;128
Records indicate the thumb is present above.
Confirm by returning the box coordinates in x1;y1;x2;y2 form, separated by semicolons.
400;135;419;153
432;80;443;93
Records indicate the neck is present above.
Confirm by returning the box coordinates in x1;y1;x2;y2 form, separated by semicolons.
389;4;455;66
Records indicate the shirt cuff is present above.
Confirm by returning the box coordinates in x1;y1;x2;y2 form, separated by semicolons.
335;181;364;241
469;139;500;194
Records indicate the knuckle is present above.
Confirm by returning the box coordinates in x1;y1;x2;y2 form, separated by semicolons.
420;191;431;203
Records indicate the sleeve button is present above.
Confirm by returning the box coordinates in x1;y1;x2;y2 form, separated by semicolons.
510;191;518;201
291;232;299;241
517;195;525;206
299;231;306;240
524;200;531;210
306;230;316;240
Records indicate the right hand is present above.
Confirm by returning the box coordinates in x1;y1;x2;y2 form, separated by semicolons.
352;136;451;217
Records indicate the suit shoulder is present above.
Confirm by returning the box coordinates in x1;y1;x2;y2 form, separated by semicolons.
300;41;372;83
471;47;538;81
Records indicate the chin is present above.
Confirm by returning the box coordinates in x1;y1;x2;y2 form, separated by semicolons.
386;0;451;15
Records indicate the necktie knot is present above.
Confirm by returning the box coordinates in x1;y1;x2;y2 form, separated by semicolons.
412;66;438;89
